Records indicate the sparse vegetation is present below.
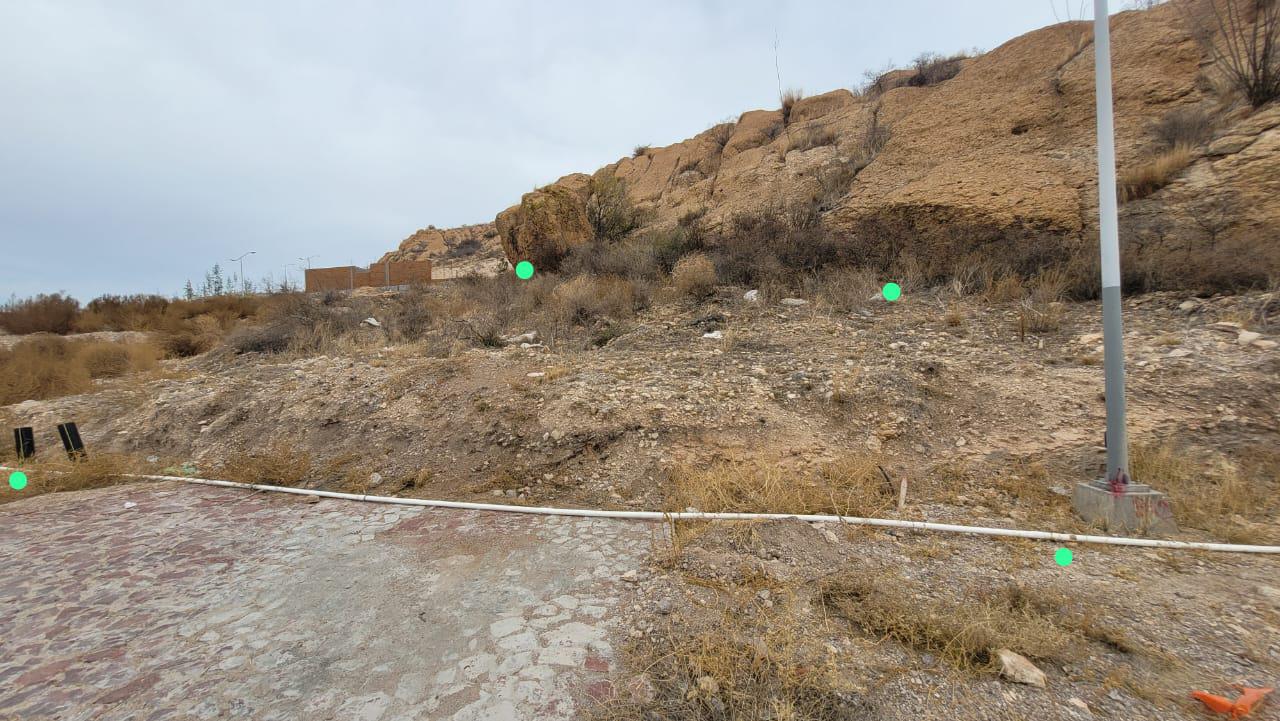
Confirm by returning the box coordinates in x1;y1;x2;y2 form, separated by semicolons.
219;441;313;486
785;125;838;153
1183;0;1280;107
1120;146;1193;201
586;174;645;243
0;453;138;505
909;51;968;86
1131;440;1278;542
779;88;803;126
633;144;651;158
1150;106;1212;149
667;456;891;517
0;335;163;405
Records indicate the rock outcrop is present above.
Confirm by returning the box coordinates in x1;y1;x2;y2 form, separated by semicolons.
379;222;500;264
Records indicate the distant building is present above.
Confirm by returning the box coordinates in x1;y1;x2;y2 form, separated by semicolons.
304;260;432;292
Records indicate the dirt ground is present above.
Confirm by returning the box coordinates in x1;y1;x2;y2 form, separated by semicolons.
2;285;1278;719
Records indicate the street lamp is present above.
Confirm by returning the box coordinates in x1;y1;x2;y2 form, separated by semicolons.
229;251;256;294
1072;0;1175;534
298;255;318;269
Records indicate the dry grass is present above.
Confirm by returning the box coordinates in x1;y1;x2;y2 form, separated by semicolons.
1016;269;1070;333
550;275;644;326
0;335;164;405
785;126;837;153
667;456;891;517
816;267;878;314
943;304;965;327
218;441;312;486
671;253;717;301
819;570;1141;671
1120;146;1192;202
597;592;861;721
1131;441;1278;543
1;453;139;504
983;274;1026;303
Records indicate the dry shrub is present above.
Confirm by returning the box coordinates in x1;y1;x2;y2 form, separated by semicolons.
1119;146;1192;202
820;571;1088;670
0;293;80;334
602;600;860;721
562;238;660;281
1131;441;1278;542
671;253;717;300
79;342;161;378
711;210;850;291
944;305;966;327
908;52;969;87
219;442;312;486
73;294;171;332
984;274;1026;302
0;453;137;504
780;88;804;126
0;336;165;405
667;456;891;517
1017;269;1070;332
816;267;878;313
550;275;643;326
1150;106;1212;149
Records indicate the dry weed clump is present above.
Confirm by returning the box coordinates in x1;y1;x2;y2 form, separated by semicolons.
0;453;138;504
816;267;878;313
821;571;1100;671
599;600;861;721
218;442;312;486
1119;146;1192;202
550;275;644;326
1131;441;1278;543
0;335;165;405
667;456;891;517
671;253;717;300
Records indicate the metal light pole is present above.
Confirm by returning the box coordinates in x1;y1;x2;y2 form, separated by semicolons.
1093;0;1129;488
1073;0;1175;533
230;251;256;294
299;255;318;269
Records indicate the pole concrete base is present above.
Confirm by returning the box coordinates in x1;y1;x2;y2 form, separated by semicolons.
1073;480;1178;536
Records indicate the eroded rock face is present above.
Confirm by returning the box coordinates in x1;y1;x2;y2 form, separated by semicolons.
379;222;498;263
495;175;594;268
415;4;1278;281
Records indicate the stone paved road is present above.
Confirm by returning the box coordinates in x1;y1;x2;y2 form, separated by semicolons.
0;482;653;720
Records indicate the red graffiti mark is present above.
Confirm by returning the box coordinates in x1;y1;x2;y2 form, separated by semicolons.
1108;469;1130;496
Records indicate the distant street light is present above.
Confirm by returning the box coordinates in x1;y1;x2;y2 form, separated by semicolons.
299;255;319;269
229;251;256;294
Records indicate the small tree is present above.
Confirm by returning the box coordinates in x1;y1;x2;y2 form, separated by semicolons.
183;280;195;300
1186;0;1280;107
586;174;641;242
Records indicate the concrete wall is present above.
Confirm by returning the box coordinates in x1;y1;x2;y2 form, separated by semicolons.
304;260;432;292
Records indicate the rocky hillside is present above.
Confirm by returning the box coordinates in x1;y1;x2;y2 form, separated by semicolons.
391;2;1279;289
378;222;505;276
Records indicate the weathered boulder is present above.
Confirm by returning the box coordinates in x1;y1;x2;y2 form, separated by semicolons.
494;174;594;269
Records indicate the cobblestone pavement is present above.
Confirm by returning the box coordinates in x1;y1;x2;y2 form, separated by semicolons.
0;482;654;720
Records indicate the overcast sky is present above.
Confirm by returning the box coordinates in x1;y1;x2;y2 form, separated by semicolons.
1;1;1113;301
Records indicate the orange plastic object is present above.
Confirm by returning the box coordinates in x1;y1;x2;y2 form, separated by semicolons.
1230;686;1273;717
1191;686;1273;719
1193;691;1237;715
